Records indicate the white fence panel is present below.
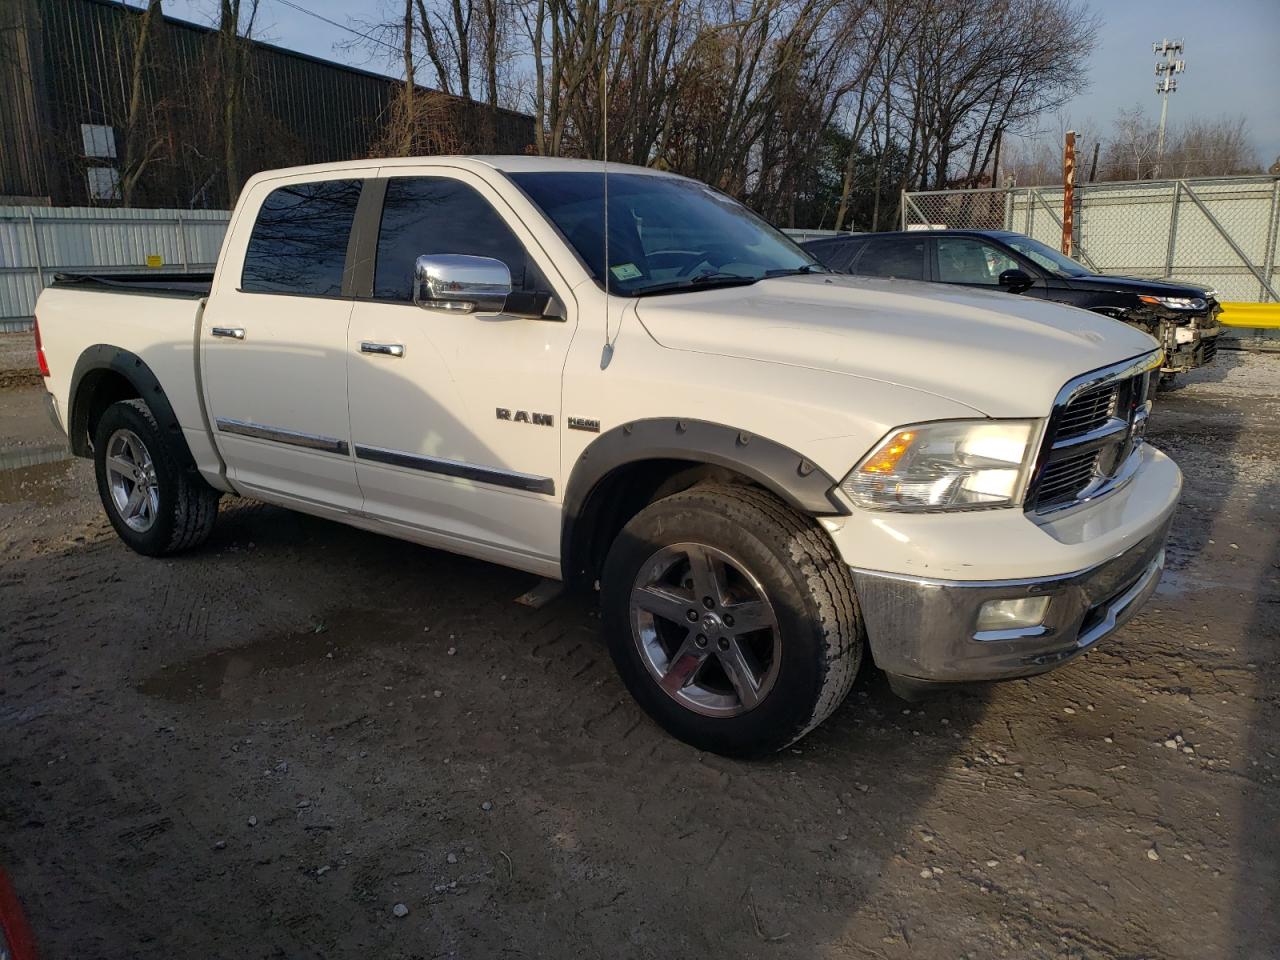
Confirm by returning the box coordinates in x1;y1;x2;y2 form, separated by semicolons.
0;206;231;332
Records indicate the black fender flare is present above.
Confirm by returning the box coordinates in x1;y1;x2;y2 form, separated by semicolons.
560;417;849;580
67;344;194;467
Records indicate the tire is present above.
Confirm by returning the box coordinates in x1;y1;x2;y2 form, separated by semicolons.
601;483;863;757
93;398;220;556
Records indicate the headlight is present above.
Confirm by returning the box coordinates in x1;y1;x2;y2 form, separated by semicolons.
1139;294;1206;311
842;420;1035;511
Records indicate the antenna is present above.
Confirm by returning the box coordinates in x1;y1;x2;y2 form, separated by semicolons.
600;53;613;368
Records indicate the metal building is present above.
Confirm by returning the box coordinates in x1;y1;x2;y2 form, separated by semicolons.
0;0;535;208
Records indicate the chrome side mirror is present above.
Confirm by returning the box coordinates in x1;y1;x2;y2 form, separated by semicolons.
413;254;512;314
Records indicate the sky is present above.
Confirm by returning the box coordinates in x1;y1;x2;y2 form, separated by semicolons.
161;0;1280;167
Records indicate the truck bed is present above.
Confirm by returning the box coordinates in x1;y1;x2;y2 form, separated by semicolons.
52;272;213;298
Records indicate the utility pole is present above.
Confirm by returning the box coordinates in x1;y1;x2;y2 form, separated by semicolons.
1152;38;1185;179
1062;130;1076;255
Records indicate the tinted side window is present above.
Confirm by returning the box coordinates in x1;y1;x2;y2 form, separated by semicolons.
241;179;362;295
936;236;1019;285
373;177;539;301
852;237;926;281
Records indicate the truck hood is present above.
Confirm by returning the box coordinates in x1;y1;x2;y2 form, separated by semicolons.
634;274;1159;417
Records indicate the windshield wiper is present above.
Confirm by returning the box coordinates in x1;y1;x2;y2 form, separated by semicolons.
766;264;828;277
633;273;764;297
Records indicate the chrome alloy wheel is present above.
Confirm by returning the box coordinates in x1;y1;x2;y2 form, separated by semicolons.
629;542;782;717
105;428;160;533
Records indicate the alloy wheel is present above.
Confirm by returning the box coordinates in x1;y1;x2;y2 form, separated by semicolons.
629;542;781;717
104;428;160;533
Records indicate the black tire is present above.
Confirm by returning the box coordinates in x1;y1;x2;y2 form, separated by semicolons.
93;398;220;556
601;483;863;757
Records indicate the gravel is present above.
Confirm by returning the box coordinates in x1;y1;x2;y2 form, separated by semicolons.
1;354;1277;959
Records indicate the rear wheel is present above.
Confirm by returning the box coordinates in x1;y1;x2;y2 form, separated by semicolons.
93;399;220;556
601;484;863;757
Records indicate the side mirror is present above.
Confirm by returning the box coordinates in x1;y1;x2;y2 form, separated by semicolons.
413;254;512;314
998;268;1034;292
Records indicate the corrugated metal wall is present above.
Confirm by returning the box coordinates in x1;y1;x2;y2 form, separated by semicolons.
0;0;51;202
3;0;536;208
0;205;230;331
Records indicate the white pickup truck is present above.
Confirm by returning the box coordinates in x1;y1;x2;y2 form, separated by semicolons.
34;156;1181;756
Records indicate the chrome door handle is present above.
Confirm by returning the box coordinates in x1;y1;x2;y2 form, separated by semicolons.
211;327;245;340
360;341;405;358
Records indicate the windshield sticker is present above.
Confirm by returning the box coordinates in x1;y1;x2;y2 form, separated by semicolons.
610;263;642;281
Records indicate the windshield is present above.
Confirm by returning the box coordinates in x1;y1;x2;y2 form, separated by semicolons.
508;171;821;295
1004;235;1091;278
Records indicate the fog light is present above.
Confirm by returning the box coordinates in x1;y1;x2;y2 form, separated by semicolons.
976;596;1051;632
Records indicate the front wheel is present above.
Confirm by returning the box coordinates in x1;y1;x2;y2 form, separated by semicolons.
601;484;863;757
93;398;220;556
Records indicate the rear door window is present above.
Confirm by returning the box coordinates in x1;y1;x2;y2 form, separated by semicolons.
851;237;927;280
240;179;363;296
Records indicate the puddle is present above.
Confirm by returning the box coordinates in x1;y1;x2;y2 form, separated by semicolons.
137;609;405;703
0;443;75;506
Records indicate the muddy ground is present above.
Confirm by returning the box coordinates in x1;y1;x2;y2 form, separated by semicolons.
1;335;1277;959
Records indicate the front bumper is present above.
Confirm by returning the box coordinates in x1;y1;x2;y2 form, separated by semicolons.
850;505;1174;690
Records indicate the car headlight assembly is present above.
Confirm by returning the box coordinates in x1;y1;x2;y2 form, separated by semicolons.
1139;294;1206;311
842;420;1036;511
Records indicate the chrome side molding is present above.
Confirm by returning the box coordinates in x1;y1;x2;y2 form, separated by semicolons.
354;445;555;495
215;417;349;455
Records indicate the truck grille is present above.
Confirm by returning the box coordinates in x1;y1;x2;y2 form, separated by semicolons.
1035;450;1102;508
1026;353;1161;514
1055;384;1118;440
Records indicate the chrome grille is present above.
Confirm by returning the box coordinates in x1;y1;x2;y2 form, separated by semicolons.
1036;450;1101;508
1055;385;1118;441
1026;352;1161;515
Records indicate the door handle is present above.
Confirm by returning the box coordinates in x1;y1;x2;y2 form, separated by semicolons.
361;341;405;358
211;326;245;339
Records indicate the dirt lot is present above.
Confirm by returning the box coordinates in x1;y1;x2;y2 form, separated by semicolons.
1;337;1277;960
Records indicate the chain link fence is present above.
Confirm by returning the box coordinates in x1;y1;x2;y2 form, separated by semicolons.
902;176;1280;326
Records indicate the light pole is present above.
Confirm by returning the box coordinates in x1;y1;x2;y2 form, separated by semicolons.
1152;38;1185;179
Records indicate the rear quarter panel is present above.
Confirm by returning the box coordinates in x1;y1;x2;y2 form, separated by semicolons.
36;286;226;486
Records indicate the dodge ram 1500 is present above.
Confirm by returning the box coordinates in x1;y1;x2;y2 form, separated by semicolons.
34;156;1181;756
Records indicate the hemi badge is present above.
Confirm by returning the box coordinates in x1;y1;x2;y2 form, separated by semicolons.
568;417;600;433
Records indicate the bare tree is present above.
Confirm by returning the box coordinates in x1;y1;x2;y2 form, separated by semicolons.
1101;105;1159;181
216;0;260;203
120;0;167;205
1163;115;1260;178
347;0;1101;226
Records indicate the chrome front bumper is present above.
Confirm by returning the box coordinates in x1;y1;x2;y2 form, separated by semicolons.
851;517;1171;692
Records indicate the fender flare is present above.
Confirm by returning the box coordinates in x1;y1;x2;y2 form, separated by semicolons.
560;417;848;580
67;344;194;467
